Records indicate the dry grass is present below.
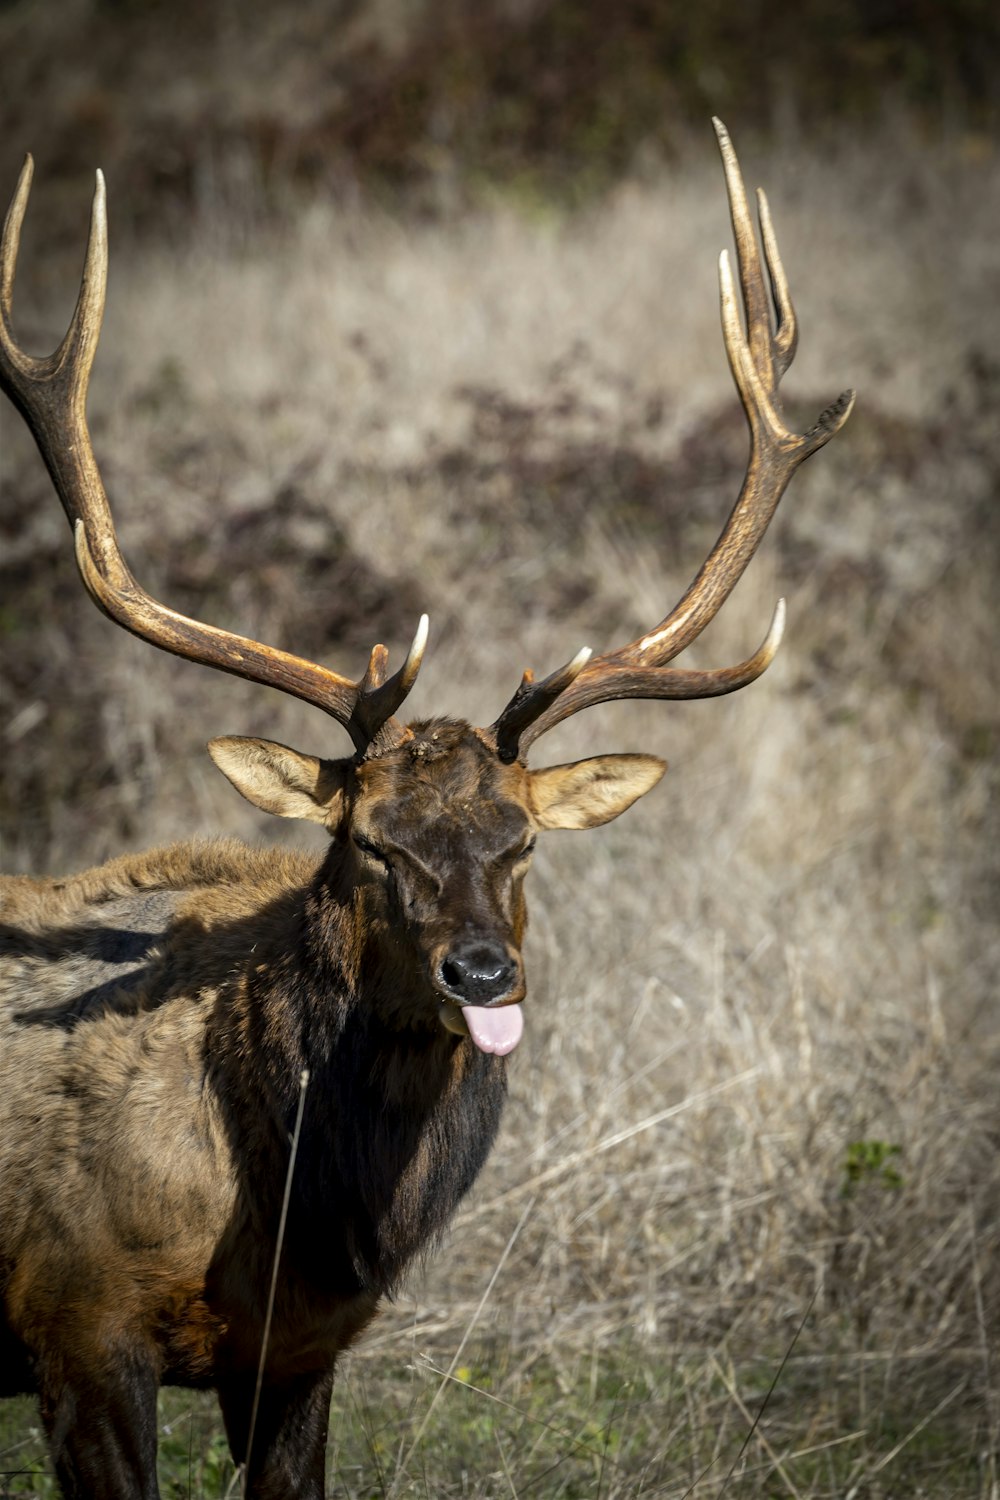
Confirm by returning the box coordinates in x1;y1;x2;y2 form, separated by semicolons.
1;123;998;1495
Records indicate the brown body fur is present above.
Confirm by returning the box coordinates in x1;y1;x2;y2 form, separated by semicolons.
1;842;377;1385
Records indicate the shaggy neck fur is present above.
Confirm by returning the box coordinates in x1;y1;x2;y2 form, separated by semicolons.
210;846;507;1298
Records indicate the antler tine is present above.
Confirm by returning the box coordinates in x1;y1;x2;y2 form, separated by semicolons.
1;158;108;533
492;647;593;764
490;120;854;760
713;119;775;394
1;157;35;332
351;614;430;756
1;157;425;759
757;188;797;377
0;155;41;328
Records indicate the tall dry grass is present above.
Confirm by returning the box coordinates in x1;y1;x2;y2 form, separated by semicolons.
1;123;997;1494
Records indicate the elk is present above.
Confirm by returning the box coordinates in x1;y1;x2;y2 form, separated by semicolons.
0;120;852;1498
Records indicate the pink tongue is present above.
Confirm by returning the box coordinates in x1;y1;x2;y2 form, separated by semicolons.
463;1004;524;1056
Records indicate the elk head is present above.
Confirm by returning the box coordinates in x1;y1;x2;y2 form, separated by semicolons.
205;724;663;1052
0;121;853;1053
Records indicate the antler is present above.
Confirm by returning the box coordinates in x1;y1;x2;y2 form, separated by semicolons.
0;155;427;759
490;118;854;762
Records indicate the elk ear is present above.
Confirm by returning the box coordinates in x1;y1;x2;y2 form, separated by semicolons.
208;737;348;825
529;754;666;831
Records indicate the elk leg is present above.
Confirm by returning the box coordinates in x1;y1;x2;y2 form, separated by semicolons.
218;1365;335;1500
39;1348;160;1500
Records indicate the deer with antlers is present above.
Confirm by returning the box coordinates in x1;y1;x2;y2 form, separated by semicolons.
0;120;852;1498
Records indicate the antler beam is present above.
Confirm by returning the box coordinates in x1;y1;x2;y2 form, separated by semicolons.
490;118;854;761
0;155;426;759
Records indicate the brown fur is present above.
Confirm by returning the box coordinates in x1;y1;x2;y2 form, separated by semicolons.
1;722;664;1498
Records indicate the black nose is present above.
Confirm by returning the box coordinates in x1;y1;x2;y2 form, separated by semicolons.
438;942;519;1005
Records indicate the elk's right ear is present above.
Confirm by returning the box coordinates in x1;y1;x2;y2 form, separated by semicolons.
207;737;348;825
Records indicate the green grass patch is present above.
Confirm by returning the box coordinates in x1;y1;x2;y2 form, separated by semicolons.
2;1335;988;1497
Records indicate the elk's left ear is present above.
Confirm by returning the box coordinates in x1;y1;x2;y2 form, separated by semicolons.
529;754;666;830
208;737;349;825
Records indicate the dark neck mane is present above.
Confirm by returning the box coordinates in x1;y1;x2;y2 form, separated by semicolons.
215;853;508;1298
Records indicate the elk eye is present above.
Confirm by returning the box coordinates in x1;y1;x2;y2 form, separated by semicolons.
354;833;389;865
516;837;537;863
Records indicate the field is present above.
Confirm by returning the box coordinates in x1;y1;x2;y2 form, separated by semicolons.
1;109;998;1497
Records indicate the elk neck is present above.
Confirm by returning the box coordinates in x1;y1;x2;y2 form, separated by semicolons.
208;820;510;1298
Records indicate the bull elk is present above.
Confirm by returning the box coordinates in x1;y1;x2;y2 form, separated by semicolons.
0;120;852;1498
